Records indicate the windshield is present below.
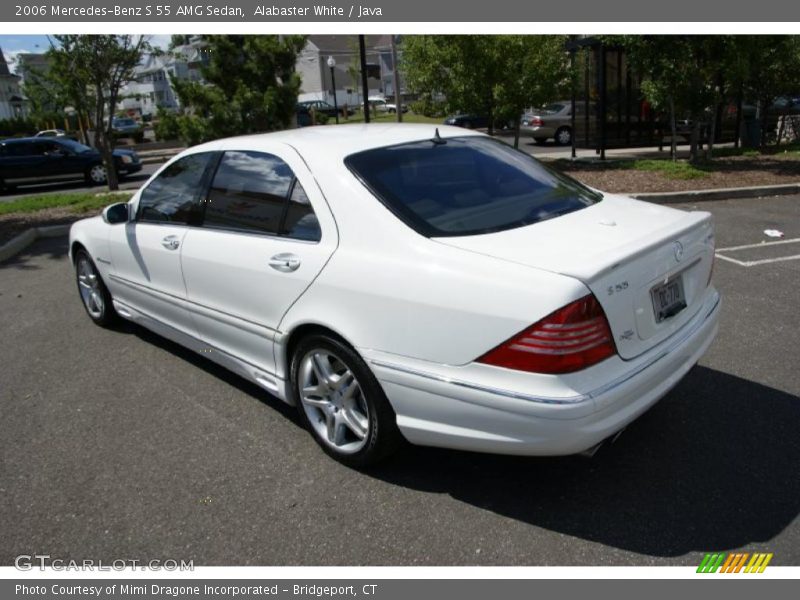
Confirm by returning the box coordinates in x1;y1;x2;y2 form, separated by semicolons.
345;136;601;237
114;118;135;126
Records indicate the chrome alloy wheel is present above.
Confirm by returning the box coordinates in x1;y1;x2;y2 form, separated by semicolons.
298;350;370;454
77;256;104;318
89;164;107;184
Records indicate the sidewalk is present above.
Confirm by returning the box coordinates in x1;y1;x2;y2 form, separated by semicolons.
516;140;740;162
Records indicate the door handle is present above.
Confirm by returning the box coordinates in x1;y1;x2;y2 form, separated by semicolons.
269;253;301;272
161;235;180;250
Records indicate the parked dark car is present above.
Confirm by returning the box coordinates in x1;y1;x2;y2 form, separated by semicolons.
443;114;490;129
298;100;355;118
111;117;145;143
296;104;313;127
0;137;142;192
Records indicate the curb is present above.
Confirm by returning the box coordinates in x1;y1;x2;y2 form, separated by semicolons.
628;183;800;204
0;224;71;263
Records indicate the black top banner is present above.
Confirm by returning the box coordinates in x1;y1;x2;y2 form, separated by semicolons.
3;0;800;22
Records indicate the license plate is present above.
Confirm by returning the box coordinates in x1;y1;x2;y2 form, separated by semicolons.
651;277;687;322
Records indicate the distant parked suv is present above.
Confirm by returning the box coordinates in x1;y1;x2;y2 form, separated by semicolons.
112;117;145;143
0;137;141;192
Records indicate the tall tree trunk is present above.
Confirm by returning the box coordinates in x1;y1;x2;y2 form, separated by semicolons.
390;35;402;123
734;90;743;150
689;120;700;163
669;96;677;161
760;98;769;151
706;106;717;161
777;114;787;147
513;114;521;149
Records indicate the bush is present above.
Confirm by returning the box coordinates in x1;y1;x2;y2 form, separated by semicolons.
314;111;330;125
410;95;448;118
153;109;181;142
0;117;38;137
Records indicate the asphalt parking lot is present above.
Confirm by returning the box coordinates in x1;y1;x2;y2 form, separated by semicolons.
1;194;799;566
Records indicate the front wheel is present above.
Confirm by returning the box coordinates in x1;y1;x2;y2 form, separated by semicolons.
292;334;402;467
85;163;108;185
75;249;118;327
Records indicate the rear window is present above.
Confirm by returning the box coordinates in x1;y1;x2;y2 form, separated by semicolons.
345;136;601;237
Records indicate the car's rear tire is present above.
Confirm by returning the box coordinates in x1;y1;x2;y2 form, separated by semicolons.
74;249;118;327
555;126;572;146
85;163;108;185
534;137;549;145
291;334;403;467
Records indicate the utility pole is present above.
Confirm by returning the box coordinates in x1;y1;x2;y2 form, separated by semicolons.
391;35;402;123
359;35;370;123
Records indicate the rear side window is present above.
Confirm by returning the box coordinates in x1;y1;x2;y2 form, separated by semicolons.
204;151;293;235
203;150;321;242
138;152;214;224
282;181;321;241
345;136;602;237
1;142;33;156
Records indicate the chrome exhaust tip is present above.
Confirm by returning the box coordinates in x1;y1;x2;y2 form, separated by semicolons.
578;427;626;458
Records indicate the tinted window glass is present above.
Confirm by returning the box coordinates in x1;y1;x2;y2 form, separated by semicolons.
1;142;33;156
204;151;293;235
138;152;213;224
33;141;64;156
346;137;601;237
283;181;321;241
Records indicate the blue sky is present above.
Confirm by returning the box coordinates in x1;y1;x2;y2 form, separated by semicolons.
0;35;171;71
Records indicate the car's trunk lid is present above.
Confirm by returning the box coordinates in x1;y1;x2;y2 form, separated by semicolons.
434;195;715;360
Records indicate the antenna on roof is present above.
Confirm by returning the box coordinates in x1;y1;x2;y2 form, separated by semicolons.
430;128;447;145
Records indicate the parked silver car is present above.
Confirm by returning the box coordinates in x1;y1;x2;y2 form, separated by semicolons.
522;102;576;145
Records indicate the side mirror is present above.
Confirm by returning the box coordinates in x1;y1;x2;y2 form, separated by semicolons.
102;202;130;225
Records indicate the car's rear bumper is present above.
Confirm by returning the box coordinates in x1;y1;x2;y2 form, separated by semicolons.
522;125;556;138
365;288;720;456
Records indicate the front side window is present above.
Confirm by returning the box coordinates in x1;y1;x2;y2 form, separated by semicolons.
137;152;214;224
345;136;602;237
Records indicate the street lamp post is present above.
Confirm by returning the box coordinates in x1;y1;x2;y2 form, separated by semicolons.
327;55;339;124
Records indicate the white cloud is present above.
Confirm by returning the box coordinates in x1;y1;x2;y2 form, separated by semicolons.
144;35;171;51
2;48;34;73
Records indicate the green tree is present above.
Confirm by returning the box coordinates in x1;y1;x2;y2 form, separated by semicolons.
738;35;800;148
45;35;147;189
608;36;716;162
402;35;569;145
166;35;307;145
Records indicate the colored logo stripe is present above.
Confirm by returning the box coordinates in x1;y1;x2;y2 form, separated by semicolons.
697;552;773;573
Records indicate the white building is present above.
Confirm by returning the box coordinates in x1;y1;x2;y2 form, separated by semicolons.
296;35;405;108
0;48;26;120
118;38;210;117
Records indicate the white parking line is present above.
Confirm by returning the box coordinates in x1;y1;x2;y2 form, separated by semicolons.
715;237;800;267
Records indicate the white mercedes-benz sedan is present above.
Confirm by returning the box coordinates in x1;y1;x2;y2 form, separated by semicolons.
69;124;720;466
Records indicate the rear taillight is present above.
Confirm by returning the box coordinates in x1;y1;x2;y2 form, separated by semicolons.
531;116;543;126
477;294;617;374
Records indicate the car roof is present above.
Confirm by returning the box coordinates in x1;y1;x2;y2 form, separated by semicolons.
192;124;485;162
2;137;60;143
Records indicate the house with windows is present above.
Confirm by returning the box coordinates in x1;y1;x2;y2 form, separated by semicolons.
296;35;405;108
0;48;26;120
118;37;210;118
